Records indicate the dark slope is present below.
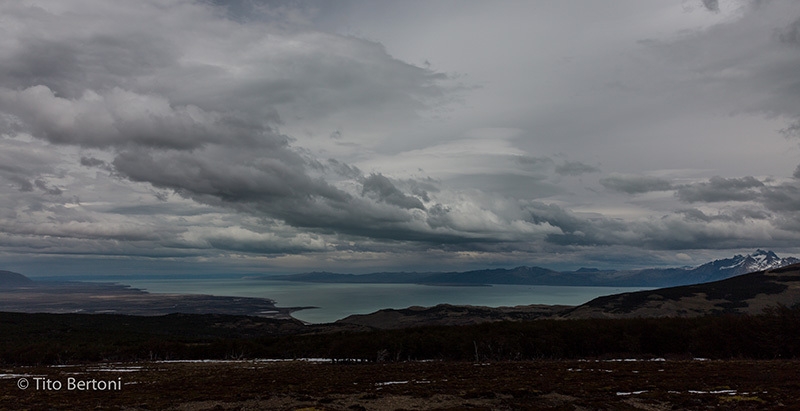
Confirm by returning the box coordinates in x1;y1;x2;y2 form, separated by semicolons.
336;303;572;329
0;270;34;287
564;263;800;318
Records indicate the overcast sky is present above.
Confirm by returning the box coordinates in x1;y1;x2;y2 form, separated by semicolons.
2;0;800;277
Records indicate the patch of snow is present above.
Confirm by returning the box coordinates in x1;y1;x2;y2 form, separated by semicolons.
688;389;737;395
158;358;348;364
375;381;409;386
567;368;612;372
157;359;247;364
616;390;648;396
86;367;143;372
0;373;35;379
604;358;663;362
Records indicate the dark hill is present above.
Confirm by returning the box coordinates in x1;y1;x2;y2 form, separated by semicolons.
0;270;34;287
564;263;800;318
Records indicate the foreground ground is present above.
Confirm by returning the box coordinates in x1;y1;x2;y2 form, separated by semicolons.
2;359;798;410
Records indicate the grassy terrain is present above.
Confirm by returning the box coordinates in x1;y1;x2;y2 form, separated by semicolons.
2;359;799;410
1;304;799;365
1;306;799;409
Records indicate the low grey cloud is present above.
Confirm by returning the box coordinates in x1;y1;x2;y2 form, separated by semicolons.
678;207;771;223
760;183;800;212
0;141;62;195
361;174;425;210
675;176;764;203
111;147;350;209
782;121;800;139
554;161;600;176
599;174;674;194
515;156;555;171
702;0;720;12
33;179;62;196
521;200;783;252
0;86;268;150
776;17;800;46
108;148;506;246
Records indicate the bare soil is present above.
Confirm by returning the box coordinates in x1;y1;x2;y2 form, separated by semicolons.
2;359;798;410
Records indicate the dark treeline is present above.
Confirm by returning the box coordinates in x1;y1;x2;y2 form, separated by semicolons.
1;305;799;365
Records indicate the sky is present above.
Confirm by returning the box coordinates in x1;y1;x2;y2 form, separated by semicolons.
2;0;800;277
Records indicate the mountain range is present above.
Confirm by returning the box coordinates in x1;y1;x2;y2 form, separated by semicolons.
267;249;800;288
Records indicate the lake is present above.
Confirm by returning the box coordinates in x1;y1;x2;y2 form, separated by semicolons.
117;277;651;324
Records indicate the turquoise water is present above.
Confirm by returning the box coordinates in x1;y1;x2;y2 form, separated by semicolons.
118;277;650;324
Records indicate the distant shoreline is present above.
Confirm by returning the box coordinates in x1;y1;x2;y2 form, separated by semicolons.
415;282;491;287
0;279;309;319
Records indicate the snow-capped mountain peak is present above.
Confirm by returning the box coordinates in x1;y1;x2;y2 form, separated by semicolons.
707;250;798;276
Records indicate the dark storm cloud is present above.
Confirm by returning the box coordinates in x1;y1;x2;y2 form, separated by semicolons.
713;3;800;135
361;174;425;210
108;149;481;245
675;176;764;203
678;207;771;223
34;179;62;196
525;201;656;248
0;33;176;100
79;156;115;173
408;178;438;203
523;200;779;251
776;17;800;46
0;163;33;192
325;159;362;179
0;143;62;194
760;183;800;212
702;0;720;12
599;174;674;194
526;202;588;236
111;148;350;206
782;121;800;139
0;86;268;150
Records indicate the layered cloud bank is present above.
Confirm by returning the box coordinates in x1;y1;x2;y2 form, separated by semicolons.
2;0;800;275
